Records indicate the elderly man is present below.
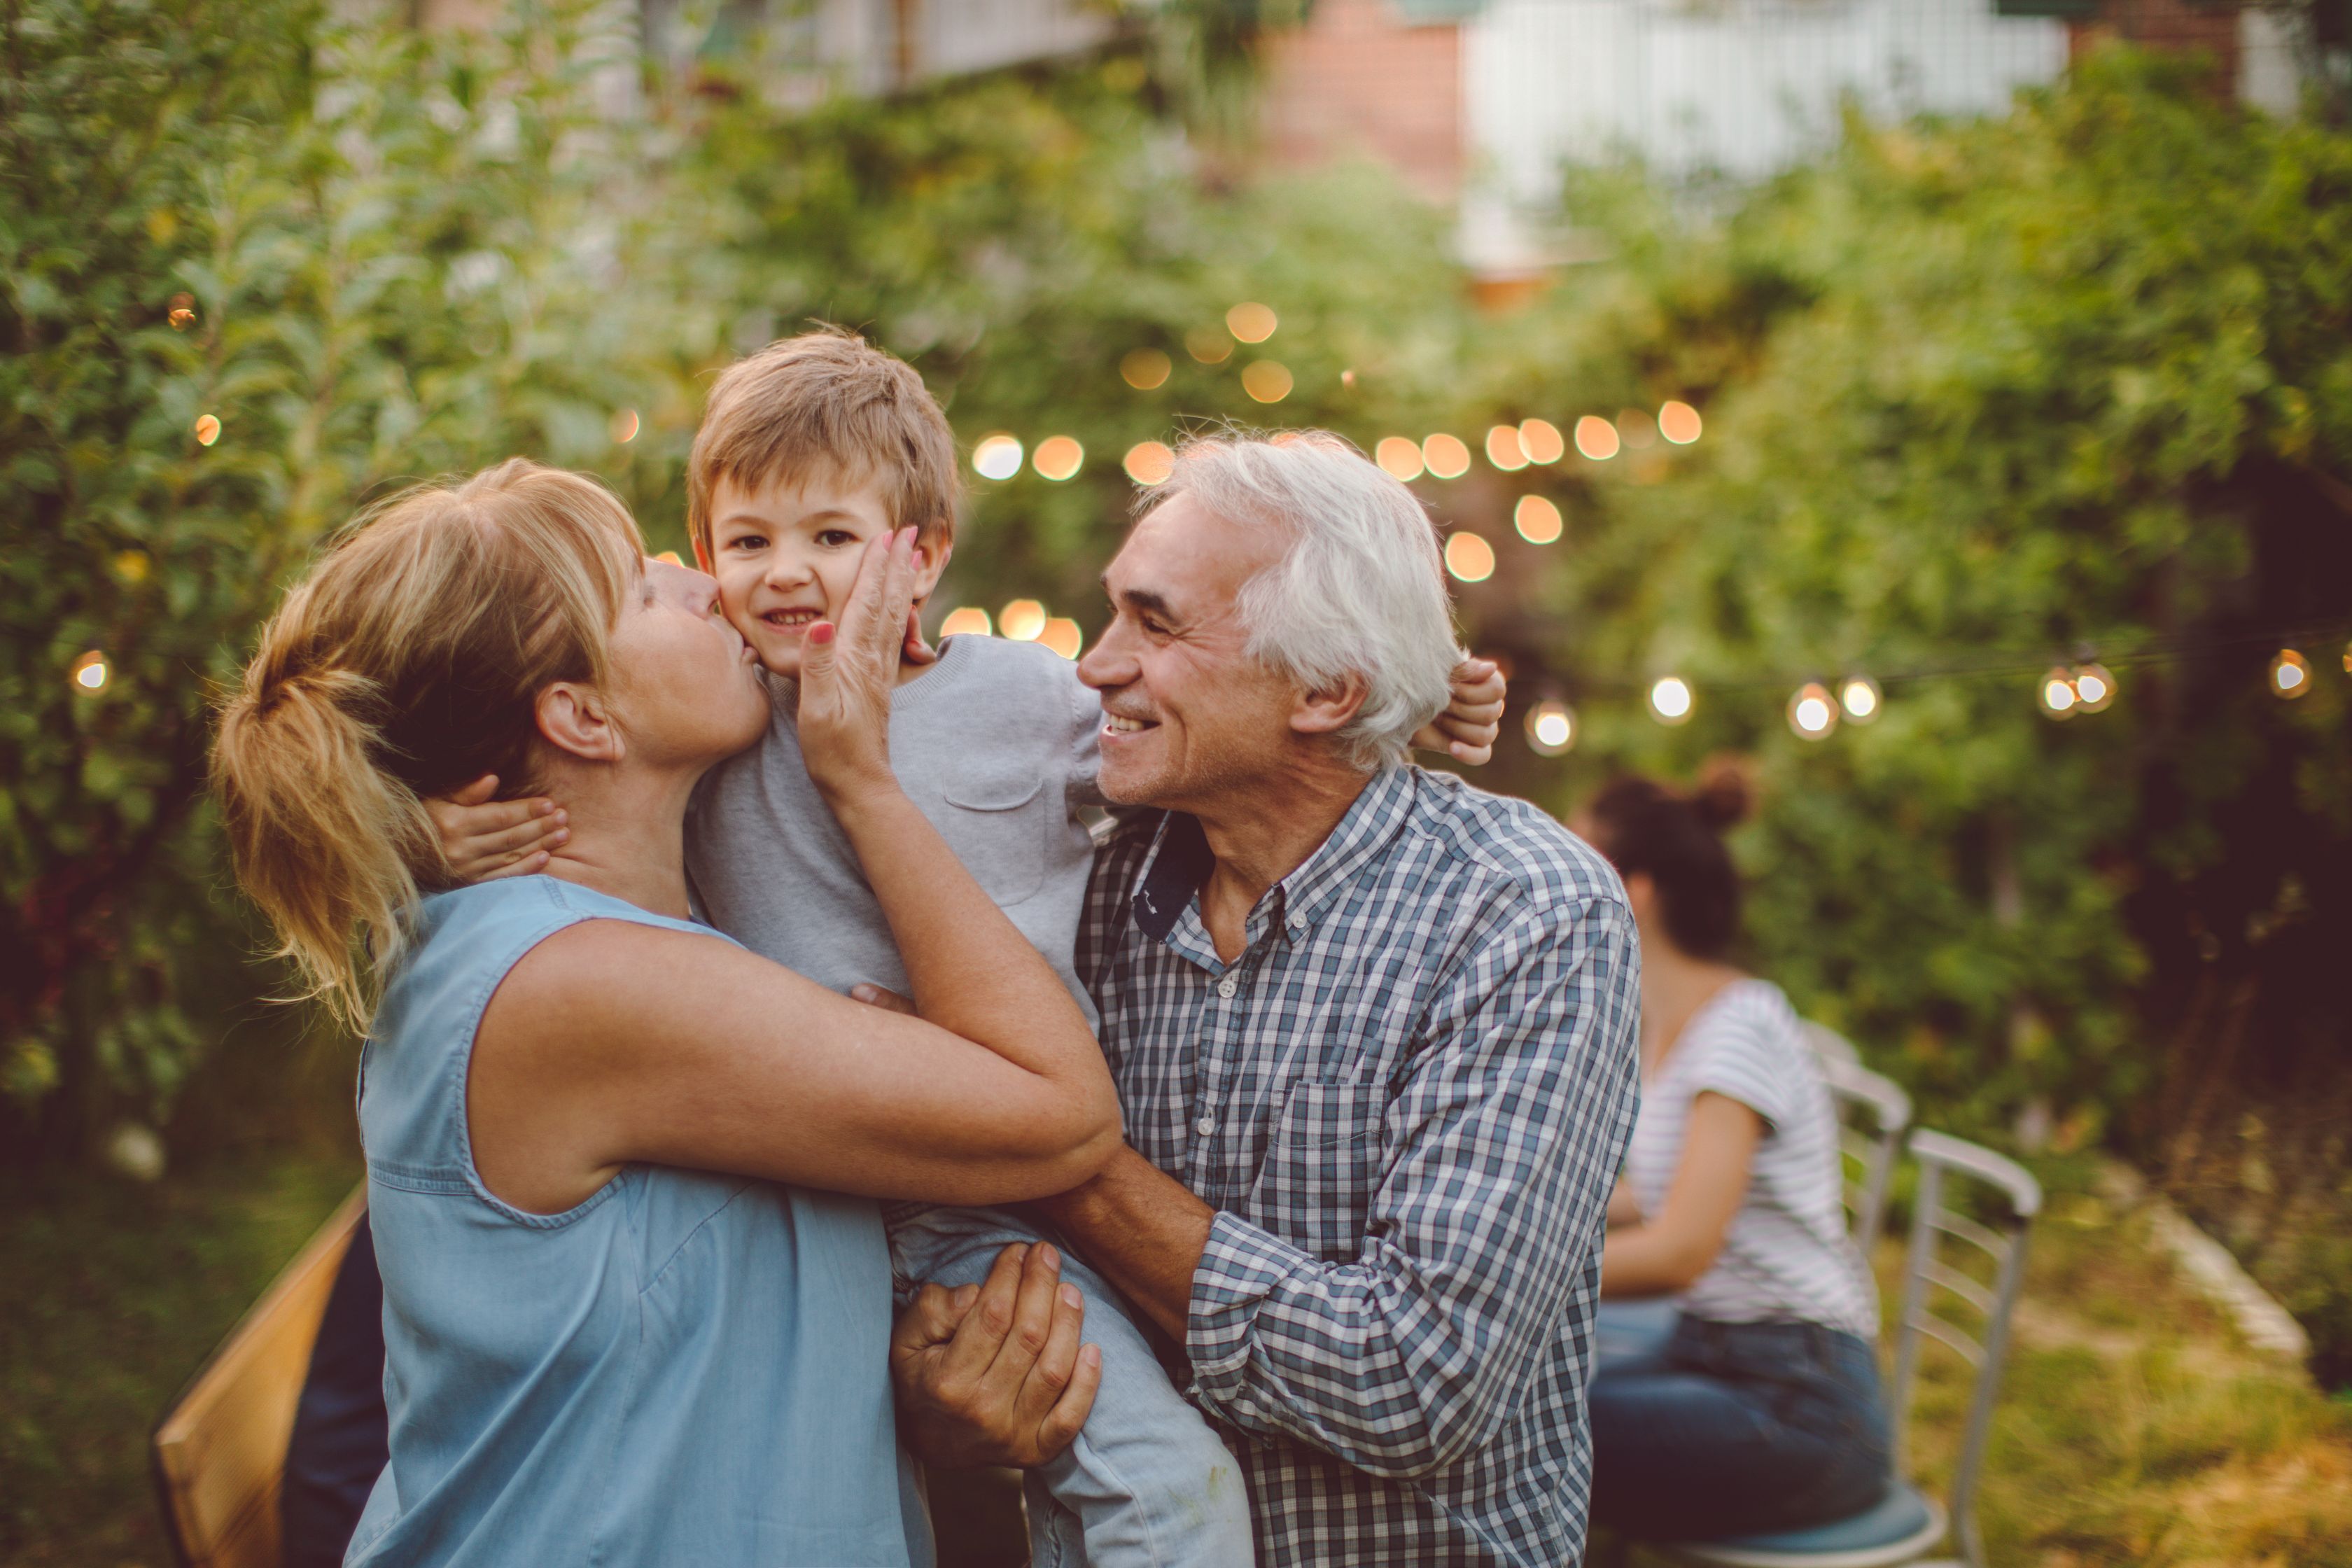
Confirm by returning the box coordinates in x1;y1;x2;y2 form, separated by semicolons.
897;431;1641;1567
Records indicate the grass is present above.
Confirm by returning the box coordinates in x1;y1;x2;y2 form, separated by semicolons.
4;1143;2348;1567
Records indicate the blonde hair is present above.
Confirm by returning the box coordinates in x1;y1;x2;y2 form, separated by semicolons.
687;328;960;561
212;460;644;1030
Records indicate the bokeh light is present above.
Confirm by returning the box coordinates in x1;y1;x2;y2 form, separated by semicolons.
1000;600;1048;641
1573;416;1619;461
71;651;108;692
1519;418;1565;465
1226;302;1278;343
1443;532;1496;582
1376;437;1425;482
1485;425;1528;471
1038;617;1084;659
2270;648;2311;698
972;433;1023;480
1839;674;1882;722
194;414;220;446
1525;700;1576;756
1648;676;1693;724
1513;495;1563;544
1422;433;1471;479
2073;662;2117;713
1788;681;1838;739
114;550;150;583
1121;348;1172;390
1032;435;1084;481
1659;400;1703;444
1124;440;1175;485
1240;360;1293;403
2040;666;2079;718
939;606;993;638
610;408;639;444
651;550;682;566
1185;327;1232;364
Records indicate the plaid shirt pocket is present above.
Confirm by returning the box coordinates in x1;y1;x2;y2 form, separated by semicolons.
1247;1079;1386;1261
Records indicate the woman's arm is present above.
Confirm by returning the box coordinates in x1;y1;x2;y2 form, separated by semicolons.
1600;1092;1761;1297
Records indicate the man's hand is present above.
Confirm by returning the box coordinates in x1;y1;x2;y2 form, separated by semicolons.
891;1241;1101;1470
424;774;566;883
1413;657;1506;765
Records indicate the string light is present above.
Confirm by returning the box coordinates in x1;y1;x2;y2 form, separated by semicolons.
1185;327;1232;364
2270;648;2311;698
1376;438;1425;482
1659;400;1702;444
939;606;993;637
610;408;639;444
168;292;196;330
1444;533;1497;582
1032;435;1084;481
1000;600;1048;641
2072;661;2117;713
1240;360;1293;403
194;414;220;446
1519;418;1565;465
1422;433;1471;479
1485;425;1528;471
1787;681;1838;739
1574;416;1619;461
1649;676;1694;724
1525;699;1576;756
1838;674;1882;722
972;433;1023;480
1514;495;1563;545
1124;440;1175;485
71;651;108;692
1121;349;1172;390
1038;617;1084;659
2039;665;2079;719
1226;302;1278;343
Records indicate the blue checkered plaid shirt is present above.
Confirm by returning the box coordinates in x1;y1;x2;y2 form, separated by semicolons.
1077;764;1642;1567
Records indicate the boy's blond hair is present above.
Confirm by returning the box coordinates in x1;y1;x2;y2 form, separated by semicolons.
687;329;960;559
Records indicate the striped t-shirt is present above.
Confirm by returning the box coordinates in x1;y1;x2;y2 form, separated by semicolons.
1624;978;1877;1337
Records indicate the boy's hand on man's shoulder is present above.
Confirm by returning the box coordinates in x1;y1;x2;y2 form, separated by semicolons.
1415;657;1507;766
425;774;568;884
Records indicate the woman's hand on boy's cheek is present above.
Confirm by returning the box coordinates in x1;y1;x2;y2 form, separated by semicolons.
1413;657;1506;765
425;774;567;884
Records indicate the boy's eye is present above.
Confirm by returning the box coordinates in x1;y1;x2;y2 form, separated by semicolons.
728;533;767;552
816;528;858;548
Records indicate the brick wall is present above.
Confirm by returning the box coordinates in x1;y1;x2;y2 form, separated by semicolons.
1259;0;1463;202
2068;0;2242;87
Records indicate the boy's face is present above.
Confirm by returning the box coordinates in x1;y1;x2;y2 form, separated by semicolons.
699;470;949;680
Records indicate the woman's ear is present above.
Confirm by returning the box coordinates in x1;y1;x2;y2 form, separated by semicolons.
536;681;625;765
1289;672;1370;739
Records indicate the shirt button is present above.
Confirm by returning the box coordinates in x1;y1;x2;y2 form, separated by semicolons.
1217;976;1238;998
1196;1116;1216;1137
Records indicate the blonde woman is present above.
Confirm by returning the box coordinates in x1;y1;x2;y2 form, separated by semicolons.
212;461;1120;1566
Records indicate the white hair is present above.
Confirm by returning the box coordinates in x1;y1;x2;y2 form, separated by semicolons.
1146;430;1462;771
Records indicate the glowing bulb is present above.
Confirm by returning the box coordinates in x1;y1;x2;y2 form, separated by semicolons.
1422;433;1471;479
1518;418;1565;465
1788;682;1838;740
1485;425;1528;471
71;651;108;692
2072;662;2116;713
1659;400;1702;444
1513;495;1563;545
1185;328;1232;364
1240;360;1293;403
169;307;195;330
1226;302;1278;343
1838;674;1881;723
1525;700;1576;757
972;433;1023;480
1121;349;1172;390
2270;649;2311;698
1000;600;1048;642
939;606;993;638
1648;676;1693;724
1032;435;1084;481
1376;437;1425;482
1574;416;1619;461
1443;532;1496;583
193;414;220;446
2039;666;2079;718
1124;440;1175;486
1038;617;1084;659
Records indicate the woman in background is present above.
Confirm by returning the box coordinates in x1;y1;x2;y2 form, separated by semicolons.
1581;767;1890;1540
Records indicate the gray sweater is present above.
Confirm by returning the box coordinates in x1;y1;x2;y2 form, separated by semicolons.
686;634;1106;1026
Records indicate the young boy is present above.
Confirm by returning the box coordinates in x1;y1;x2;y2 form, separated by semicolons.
438;329;1504;1565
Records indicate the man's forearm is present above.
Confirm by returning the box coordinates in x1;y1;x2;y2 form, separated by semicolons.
1033;1144;1214;1341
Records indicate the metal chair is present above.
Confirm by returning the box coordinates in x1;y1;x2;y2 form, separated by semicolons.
1820;1054;1911;1259
1669;1128;2042;1568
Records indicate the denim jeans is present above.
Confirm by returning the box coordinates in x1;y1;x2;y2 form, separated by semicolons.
1588;1311;1891;1540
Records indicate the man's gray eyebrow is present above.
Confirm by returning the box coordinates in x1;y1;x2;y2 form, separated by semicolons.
1111;584;1180;620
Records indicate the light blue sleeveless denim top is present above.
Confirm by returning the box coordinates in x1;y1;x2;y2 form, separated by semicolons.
346;876;931;1567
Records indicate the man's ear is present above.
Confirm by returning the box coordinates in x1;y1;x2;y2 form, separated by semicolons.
1289;673;1370;740
911;535;953;605
536;680;625;765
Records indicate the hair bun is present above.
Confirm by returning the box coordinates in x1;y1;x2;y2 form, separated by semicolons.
1690;755;1755;830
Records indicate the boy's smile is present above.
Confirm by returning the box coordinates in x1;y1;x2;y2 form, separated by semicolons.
699;472;948;682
